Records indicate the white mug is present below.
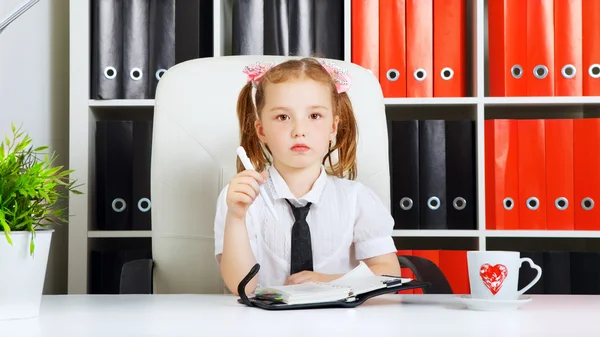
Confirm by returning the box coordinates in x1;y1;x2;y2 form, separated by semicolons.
467;251;542;300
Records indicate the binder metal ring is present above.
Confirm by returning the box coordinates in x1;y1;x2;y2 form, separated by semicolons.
511;65;523;79
427;196;440;210
582;197;594;211
414;68;427;82
561;64;576;79
533;65;548;79
386;69;400;82
130;67;143;81
400;197;413;210
138;198;151;212
503;197;514;210
526;197;539;210
554;197;568;211
103;66;117;80
112;198;126;212
589;64;600;79
155;69;167;81
440;67;454;80
453;197;466;210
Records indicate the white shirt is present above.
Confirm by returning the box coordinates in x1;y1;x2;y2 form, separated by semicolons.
213;165;397;287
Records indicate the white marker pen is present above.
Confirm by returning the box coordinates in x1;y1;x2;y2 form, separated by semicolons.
236;146;280;222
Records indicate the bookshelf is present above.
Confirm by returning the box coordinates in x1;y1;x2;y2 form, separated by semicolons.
68;0;600;294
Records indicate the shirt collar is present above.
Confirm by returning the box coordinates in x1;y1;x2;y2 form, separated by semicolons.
267;165;328;206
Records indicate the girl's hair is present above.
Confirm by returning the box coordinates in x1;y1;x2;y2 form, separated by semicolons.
236;57;358;180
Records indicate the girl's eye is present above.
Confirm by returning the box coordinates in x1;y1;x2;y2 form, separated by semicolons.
277;115;289;121
310;113;321;119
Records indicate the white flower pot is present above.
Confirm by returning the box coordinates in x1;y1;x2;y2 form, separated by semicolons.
0;229;53;320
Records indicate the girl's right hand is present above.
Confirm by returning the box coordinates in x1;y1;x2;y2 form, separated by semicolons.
226;169;269;220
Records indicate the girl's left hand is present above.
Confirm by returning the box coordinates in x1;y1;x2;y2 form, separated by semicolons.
284;271;340;285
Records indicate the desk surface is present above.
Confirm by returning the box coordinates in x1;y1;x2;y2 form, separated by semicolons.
1;294;597;337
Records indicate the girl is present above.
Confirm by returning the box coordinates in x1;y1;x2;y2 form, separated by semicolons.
214;57;400;295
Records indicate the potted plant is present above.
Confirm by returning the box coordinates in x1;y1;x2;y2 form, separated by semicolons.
0;123;81;320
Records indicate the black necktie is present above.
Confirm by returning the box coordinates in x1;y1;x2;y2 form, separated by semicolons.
285;199;313;275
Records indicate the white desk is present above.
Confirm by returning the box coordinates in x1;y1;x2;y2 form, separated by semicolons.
1;294;597;337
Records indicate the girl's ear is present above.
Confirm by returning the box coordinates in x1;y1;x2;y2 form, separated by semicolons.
255;119;267;144
330;115;340;141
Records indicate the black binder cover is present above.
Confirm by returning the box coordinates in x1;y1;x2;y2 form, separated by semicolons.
123;0;150;99
543;251;571;294
388;120;419;229
236;264;430;310
419;120;447;229
175;0;200;63
90;248;152;294
149;0;175;98
264;0;289;55
288;0;314;56
518;251;545;294
91;0;123;99
132;121;153;230
198;0;214;58
314;0;343;60
445;120;476;230
233;0;265;55
96;121;133;230
570;252;600;294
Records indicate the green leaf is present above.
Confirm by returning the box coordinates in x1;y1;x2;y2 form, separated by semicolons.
33;146;49;152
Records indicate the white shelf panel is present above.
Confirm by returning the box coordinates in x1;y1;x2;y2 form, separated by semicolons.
483;96;600;106
392;230;481;238
484;230;600;238
89;99;155;107
384;97;478;106
88;231;152;238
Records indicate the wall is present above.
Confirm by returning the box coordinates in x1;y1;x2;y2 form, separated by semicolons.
0;0;70;294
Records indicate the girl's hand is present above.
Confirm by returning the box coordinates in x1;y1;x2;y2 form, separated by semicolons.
284;271;342;285
226;169;269;220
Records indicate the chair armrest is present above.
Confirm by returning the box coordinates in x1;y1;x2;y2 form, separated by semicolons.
120;258;154;294
398;255;454;294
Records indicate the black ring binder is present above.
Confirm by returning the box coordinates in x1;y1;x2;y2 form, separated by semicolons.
236;263;431;310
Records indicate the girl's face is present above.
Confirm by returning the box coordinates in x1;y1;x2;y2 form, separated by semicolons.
255;78;339;172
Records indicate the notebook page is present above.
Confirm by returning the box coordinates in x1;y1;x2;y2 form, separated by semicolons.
327;261;413;295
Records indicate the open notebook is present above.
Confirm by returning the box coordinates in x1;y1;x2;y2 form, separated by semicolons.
237;262;429;309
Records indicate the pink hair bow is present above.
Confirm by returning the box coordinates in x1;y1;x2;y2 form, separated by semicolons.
321;60;352;94
243;61;273;87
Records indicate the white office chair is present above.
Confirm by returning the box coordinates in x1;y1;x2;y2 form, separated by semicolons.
150;55;390;294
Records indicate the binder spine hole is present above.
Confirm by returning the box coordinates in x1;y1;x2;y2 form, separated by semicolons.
399;197;413;211
112;198;126;212
561;64;576;79
130;68;143;81
440;67;454;80
588;64;600;79
386;69;400;82
511;65;523;79
453;197;466;210
555;197;568;211
413;68;427;81
427;196;440;210
526;197;539;211
503;197;514;210
156;69;167;81
533;65;548;79
103;66;117;80
138;198;152;212
582;197;594;211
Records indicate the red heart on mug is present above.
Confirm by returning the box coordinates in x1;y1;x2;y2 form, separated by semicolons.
479;263;508;295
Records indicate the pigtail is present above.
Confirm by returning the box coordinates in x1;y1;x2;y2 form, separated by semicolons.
324;91;358;180
236;82;268;173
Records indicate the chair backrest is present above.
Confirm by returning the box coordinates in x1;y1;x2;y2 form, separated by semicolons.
150;55;390;294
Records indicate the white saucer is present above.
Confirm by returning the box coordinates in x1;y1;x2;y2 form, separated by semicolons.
456;295;532;311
